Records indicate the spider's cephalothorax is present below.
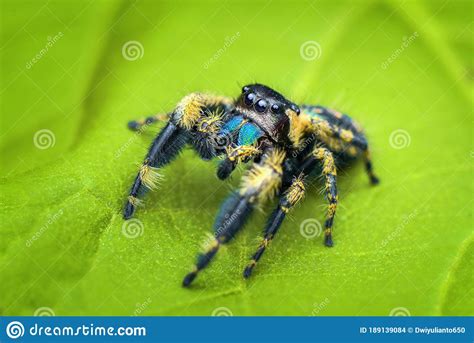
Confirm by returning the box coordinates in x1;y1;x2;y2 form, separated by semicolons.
123;83;379;287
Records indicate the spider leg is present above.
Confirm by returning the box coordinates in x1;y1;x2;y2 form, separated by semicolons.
127;113;168;131
299;146;338;247
182;149;286;287
243;175;305;278
311;118;379;185
362;148;379;185
182;192;252;287
124;93;233;219
123;122;188;219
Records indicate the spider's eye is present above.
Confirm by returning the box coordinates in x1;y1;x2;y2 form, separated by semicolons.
255;99;268;113
244;93;256;105
271;103;280;113
242;86;250;93
290;104;300;115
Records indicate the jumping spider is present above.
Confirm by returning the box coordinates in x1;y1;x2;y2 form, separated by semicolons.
124;84;379;287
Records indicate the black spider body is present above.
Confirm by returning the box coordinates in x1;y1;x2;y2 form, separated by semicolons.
123;84;379;286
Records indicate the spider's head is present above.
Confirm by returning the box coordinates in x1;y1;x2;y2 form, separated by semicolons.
237;83;300;142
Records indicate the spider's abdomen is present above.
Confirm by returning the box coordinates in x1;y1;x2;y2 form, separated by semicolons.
292;105;367;164
301;105;362;134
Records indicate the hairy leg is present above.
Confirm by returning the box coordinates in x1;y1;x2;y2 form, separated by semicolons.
243;175;306;278
123;93;233;219
299;146;338;247
182;149;286;286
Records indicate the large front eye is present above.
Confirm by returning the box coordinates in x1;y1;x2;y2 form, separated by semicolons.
255;99;268;113
244;93;256;105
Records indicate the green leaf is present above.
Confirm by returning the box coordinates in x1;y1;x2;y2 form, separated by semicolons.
1;0;472;316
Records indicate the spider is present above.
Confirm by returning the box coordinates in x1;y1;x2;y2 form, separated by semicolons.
123;84;379;287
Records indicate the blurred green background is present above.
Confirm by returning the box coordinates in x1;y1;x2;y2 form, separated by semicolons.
0;0;472;316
